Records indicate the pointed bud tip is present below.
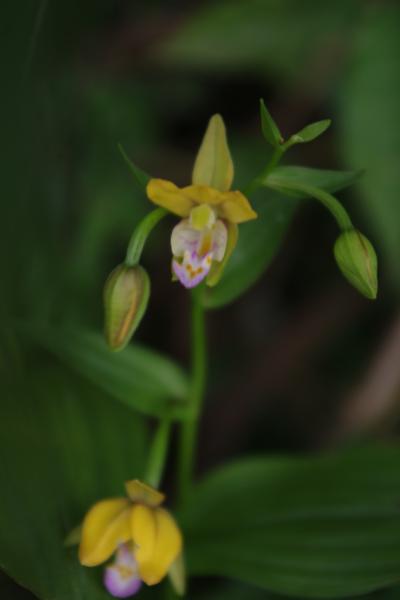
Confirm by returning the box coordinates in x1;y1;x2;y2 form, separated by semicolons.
210;113;224;123
334;229;378;300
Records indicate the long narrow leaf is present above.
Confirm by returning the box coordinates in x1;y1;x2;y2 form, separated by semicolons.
266;166;362;199
21;326;190;420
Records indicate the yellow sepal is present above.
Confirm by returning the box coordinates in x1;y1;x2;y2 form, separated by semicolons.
147;179;256;226
78;498;132;566
182;184;224;206
192;114;234;192
184;186;256;223
219;190;257;223
131;505;182;586
125;479;165;507
146;179;193;217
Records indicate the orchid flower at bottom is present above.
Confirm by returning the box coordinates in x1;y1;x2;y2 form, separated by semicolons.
78;480;183;597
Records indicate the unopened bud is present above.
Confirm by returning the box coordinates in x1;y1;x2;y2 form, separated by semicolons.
104;264;150;351
334;229;378;300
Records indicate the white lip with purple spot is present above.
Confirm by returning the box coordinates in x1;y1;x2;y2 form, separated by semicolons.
170;218;227;288
104;544;142;598
173;250;213;289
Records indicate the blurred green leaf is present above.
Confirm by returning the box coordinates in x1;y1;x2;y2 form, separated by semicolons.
23;327;189;420
260;99;283;147
118;143;151;191
339;4;400;290
0;367;147;600
290;120;331;144
158;0;359;83
266;166;362;198
182;446;400;598
203;190;297;308
0;572;37;600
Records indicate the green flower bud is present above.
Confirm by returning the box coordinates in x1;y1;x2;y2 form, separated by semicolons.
104;264;150;351
334;229;378;300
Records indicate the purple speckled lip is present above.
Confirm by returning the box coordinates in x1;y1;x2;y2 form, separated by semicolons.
103;545;142;598
173;251;213;289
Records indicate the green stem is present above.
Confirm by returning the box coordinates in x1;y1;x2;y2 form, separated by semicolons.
145;419;172;489
177;293;207;506
266;180;353;231
244;142;291;196
125;208;168;266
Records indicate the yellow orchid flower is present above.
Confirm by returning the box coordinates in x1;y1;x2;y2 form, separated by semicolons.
146;114;257;289
78;479;183;597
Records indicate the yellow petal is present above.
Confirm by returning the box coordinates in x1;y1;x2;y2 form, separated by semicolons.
79;498;132;566
219;191;257;223
131;505;182;586
182;184;223;206
130;504;156;566
192;114;234;192
146;179;193;217
206;222;238;287
125;479;165;507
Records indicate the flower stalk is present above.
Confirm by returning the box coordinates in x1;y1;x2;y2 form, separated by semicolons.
177;291;207;506
125;207;168;267
244;144;286;196
145;419;172;490
264;178;353;231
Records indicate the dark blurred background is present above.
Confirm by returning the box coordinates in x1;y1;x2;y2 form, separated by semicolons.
1;0;400;597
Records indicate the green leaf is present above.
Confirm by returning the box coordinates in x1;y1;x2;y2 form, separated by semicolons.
339;5;400;292
260;99;283;147
118;143;151;191
265;166;362;199
0;572;37;600
182;446;400;598
158;1;359;83
290;120;331;144
22;326;189;420
0;367;147;600
203;190;297;308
